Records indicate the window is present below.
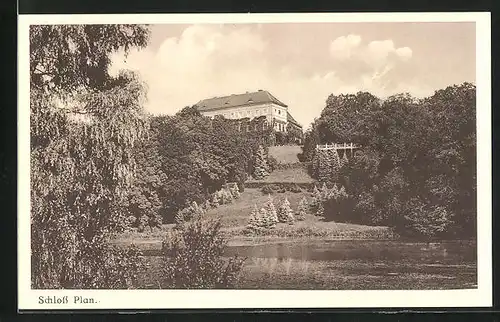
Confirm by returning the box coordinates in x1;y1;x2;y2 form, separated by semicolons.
278;110;281;115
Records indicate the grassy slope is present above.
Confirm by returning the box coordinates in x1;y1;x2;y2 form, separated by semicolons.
246;167;315;183
268;145;302;164
112;188;393;250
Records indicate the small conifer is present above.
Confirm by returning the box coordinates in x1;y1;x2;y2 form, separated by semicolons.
316;201;325;217
244;204;260;235
296;197;308;221
264;194;279;224
253;145;270;180
277;197;295;224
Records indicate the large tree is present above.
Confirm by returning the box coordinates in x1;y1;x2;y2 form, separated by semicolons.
30;25;151;288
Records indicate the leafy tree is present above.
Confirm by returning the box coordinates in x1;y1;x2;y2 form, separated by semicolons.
30;24;150;289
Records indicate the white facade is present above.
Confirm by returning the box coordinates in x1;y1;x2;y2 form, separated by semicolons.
200;102;288;132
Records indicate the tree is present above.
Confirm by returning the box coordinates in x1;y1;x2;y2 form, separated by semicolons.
296;197;308;221
316;202;324;217
244;205;261;235
309;185;322;212
253;145;269;180
30;25;150;289
264;195;279;224
277;198;295;224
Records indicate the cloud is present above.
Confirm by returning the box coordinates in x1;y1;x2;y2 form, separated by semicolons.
396;47;413;60
329;34;362;60
109;25;420;128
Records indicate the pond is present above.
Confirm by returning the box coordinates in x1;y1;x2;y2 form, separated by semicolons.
224;240;476;263
138;239;477;290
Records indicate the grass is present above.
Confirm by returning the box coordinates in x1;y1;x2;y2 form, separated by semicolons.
111;188;394;251
268;145;303;164
247;167;315;184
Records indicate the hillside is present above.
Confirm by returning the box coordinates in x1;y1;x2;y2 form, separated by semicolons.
268;145;303;164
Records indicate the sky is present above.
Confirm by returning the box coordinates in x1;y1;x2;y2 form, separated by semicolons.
109;22;476;129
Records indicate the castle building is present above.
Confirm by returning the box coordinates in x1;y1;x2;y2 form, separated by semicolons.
194;90;303;138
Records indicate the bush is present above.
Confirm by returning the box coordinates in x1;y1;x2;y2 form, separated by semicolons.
161;216;245;288
267;155;278;173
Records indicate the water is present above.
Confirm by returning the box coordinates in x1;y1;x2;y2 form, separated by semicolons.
224;240;476;264
138;240;477;289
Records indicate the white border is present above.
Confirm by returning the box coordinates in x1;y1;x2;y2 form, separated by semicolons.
18;12;492;310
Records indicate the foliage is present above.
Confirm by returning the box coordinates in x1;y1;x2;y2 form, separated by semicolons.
302;84;476;239
151;111;271;223
161;216;245;288
30;24;151;288
244;205;277;235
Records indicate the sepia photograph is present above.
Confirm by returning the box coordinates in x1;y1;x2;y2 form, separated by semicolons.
18;13;491;310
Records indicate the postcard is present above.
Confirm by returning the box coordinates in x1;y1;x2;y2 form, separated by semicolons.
18;12;491;310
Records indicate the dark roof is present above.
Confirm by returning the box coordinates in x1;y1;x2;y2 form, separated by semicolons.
194;90;288;111
287;111;302;128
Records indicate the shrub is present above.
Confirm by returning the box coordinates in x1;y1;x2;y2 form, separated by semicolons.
229;185;240;199
161;216;245;288
261;184;278;195
203;200;212;211
211;193;220;208
267;155;278;173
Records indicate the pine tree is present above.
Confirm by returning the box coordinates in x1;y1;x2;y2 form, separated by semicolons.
330;149;341;182
320;182;331;201
331;184;340;200
341;151;349;168
317;150;332;182
296;197;308;221
260;207;276;229
316;201;325;217
264;195;279;224
309;185;322;211
244;204;260;235
277;197;295;224
253;145;270;180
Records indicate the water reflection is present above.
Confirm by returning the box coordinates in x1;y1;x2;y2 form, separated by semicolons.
224;240;476;263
